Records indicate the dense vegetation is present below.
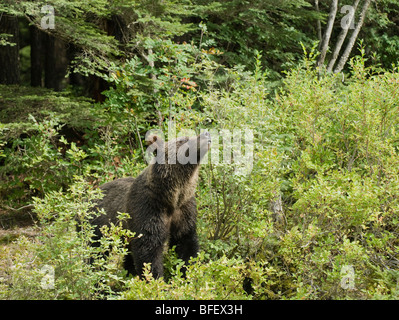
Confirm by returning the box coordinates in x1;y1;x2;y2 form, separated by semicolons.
1;0;399;300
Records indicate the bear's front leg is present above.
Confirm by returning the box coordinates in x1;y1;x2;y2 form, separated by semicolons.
170;227;199;265
130;223;168;279
169;198;199;265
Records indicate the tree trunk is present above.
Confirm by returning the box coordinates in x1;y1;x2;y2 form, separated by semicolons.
327;0;360;72
67;44;85;88
30;25;44;87
44;33;68;91
44;33;56;89
0;14;20;84
88;75;108;102
317;0;338;69
147;47;163;128
315;0;322;48
334;0;372;73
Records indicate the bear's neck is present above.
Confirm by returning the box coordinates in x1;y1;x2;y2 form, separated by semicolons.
147;164;199;209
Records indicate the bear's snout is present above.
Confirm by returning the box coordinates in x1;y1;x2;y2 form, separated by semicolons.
200;131;211;145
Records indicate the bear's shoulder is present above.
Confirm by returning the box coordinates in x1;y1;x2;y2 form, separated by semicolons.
100;177;135;191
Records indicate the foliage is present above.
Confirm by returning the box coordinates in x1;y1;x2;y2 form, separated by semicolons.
124;51;399;300
0;177;133;299
1;0;195;78
123;252;250;300
191;0;321;76
1;0;399;85
0;85;94;138
197;55;283;254
354;0;399;68
0;33;17;47
122;250;287;300
1;0;399;299
2;49;399;300
271;49;399;299
0;85;93;205
100;38;209;130
0;87;144;205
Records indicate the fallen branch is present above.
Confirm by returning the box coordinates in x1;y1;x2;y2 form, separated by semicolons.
1;204;35;212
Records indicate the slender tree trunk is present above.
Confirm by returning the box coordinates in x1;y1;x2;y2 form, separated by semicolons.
315;0;323;48
0;14;20;84
147;47;163;128
327;0;360;72
334;0;372;73
30;25;44;87
317;0;338;68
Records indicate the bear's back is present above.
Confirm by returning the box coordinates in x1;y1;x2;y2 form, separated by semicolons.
93;177;135;226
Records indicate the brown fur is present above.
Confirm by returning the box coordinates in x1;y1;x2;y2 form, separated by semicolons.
90;132;211;278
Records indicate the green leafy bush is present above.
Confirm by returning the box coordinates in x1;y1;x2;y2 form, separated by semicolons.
100;38;219;133
269;50;399;299
0;108;144;206
123;251;286;300
1;177;132;300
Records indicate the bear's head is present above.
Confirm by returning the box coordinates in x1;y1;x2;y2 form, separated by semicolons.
145;132;211;198
146;131;211;166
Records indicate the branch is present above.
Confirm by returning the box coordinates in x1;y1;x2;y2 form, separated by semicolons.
1;204;35;212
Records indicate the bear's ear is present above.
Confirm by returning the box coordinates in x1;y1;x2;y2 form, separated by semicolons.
146;134;162;146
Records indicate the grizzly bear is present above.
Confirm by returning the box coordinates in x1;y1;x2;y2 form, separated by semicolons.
90;131;211;278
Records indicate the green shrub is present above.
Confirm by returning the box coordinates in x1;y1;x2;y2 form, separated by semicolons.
123;250;287;300
270;49;399;299
1;177;133;300
123;252;250;300
0;113;144;206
